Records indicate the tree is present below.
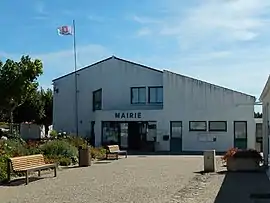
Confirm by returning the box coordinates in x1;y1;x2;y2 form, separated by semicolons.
0;56;43;129
254;112;262;118
13;88;44;123
13;88;53;135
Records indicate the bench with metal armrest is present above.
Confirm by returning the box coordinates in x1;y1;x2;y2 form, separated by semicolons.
7;154;57;185
106;145;127;160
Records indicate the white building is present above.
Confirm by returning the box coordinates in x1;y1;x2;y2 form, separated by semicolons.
53;56;256;152
260;75;270;165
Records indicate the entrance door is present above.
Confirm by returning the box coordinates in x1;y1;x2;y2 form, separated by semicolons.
128;122;141;150
234;121;247;149
170;121;182;152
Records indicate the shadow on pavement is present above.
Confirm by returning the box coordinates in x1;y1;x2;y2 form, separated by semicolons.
0;177;44;187
214;170;270;203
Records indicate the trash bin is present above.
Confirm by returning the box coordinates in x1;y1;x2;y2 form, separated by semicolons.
78;146;91;167
204;150;216;172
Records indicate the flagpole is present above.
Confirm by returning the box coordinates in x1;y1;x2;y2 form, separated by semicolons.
73;19;79;137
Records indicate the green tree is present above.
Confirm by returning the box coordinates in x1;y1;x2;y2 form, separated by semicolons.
13;88;44;123
254;112;262;118
13;88;53;135
0;56;43;129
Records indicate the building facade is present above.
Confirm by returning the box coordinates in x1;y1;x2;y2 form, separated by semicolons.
53;56;256;152
260;75;270;165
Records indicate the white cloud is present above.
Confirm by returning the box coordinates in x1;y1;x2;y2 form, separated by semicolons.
136;27;152;37
87;15;105;22
132;15;162;24
136;0;270;45
130;0;270;101
175;0;270;42
33;1;49;20
35;1;46;14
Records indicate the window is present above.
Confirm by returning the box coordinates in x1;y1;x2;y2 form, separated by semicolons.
93;89;102;111
131;87;146;104
149;86;163;103
171;121;182;138
189;121;207;131
234;121;247;139
256;123;262;138
102;122;120;145
209;121;227;132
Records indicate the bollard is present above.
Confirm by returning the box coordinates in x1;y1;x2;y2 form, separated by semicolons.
204;150;216;172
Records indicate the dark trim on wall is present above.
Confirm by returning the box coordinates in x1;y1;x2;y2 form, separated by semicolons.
208;121;227;132
189;121;207;131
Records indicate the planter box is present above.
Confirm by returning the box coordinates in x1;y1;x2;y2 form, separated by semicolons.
227;157;261;172
78;147;91;167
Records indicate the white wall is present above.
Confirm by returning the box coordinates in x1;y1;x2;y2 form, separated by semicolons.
163;71;255;152
20;123;45;140
53;57;163;137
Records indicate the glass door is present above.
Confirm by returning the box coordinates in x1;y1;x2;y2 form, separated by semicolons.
170;121;182;153
120;123;128;149
234;121;247;149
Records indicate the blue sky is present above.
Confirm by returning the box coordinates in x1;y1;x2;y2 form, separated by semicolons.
0;0;270;106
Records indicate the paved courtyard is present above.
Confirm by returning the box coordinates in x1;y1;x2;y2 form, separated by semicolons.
3;155;269;203
0;155;224;203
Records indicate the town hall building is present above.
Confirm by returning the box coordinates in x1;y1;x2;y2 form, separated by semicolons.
52;56;256;153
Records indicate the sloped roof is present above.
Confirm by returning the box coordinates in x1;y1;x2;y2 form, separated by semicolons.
52;56;162;82
259;75;270;101
52;56;255;99
164;70;255;99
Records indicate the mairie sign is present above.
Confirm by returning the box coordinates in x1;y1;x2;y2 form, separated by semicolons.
115;112;142;119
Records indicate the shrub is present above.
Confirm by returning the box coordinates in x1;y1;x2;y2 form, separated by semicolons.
222;148;238;163
59;157;72;166
3;139;29;157
91;147;106;160
222;148;263;163
0;156;9;181
40;140;78;166
233;149;262;160
49;130;58;139
66;136;87;148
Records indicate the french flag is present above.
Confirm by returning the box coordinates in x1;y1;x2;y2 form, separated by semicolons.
57;25;72;36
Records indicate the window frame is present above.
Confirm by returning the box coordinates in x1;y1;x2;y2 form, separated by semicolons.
189;121;207;132
92;88;102;111
148;86;163;104
208;121;227;132
130;87;146;104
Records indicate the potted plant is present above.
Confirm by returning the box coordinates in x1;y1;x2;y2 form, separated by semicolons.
224;148;263;172
78;143;91;167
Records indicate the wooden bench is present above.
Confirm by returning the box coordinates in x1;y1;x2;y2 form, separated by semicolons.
7;154;57;185
106;145;127;160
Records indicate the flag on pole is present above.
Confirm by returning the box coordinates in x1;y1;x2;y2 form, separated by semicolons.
57;25;73;35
